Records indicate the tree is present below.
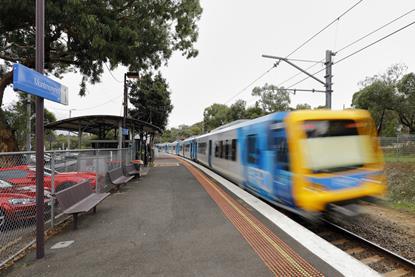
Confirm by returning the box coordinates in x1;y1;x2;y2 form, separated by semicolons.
203;103;230;131
160;121;203;142
396;73;415;133
129;72;173;130
351;64;406;135
295;103;311;110
4;94;56;150
0;0;202;150
251;84;290;113
228;99;247;121
352;80;397;134
245;104;265;119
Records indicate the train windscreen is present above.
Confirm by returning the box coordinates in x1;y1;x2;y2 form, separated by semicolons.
301;119;376;173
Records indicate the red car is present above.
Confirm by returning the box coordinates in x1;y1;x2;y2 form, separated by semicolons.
0;192;50;230
0;179;51;198
0;165;95;192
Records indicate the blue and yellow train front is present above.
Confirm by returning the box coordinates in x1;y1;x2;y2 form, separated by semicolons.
285;109;386;213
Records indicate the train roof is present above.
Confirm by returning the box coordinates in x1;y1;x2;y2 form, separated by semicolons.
196;112;288;140
165;109;372;144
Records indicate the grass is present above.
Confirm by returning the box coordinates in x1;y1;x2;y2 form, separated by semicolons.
385;161;415;214
384;153;415;163
389;201;415;213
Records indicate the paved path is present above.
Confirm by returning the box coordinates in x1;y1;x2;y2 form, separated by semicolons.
4;158;273;277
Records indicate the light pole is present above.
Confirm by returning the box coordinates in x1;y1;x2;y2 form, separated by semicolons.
67;109;76;149
123;72;139;147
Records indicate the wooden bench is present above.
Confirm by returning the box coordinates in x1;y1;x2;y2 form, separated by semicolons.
55;181;110;229
126;163;140;177
108;167;134;191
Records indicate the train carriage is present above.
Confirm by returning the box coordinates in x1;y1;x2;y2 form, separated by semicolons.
172;109;386;217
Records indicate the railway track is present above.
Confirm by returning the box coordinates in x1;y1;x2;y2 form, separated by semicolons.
311;220;415;276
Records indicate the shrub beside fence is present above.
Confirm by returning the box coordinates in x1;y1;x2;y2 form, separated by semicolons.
0;148;134;269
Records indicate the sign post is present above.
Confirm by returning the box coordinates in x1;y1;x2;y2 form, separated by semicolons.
13;0;68;258
35;0;45;259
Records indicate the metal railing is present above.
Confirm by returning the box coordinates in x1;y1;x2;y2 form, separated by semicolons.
0;148;135;269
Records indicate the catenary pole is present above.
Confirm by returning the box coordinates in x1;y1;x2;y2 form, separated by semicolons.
325;50;334;109
35;0;45;259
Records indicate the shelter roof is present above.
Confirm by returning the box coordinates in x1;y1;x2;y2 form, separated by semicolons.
45;115;162;134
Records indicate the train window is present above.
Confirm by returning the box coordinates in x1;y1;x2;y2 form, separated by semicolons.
215;141;219;157
231;139;237;161
225;140;229;160
219;141;224;158
303;120;359;138
276;137;289;170
247;134;257;164
198;142;207;154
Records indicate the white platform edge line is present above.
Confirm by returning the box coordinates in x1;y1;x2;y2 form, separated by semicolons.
183;158;380;277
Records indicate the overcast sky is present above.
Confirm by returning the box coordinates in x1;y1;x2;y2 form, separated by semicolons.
3;0;415;128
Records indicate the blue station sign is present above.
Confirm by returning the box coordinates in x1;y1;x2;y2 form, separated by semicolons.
13;63;68;105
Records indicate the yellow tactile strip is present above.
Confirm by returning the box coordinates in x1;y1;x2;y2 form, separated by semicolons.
180;160;324;277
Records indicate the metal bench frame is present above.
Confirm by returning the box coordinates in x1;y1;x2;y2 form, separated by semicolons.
108;167;134;191
55;181;110;229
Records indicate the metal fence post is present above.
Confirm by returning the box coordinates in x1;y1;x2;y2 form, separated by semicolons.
96;152;100;194
50;152;56;228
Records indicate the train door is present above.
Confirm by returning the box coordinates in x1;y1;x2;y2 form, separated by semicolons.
269;123;294;205
208;140;212;167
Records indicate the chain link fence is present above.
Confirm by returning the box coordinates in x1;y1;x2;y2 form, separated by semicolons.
0;148;135;269
380;136;415;163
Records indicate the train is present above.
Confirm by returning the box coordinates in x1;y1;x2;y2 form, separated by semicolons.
157;109;386;218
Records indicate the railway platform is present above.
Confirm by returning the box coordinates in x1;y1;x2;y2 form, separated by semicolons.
3;153;377;277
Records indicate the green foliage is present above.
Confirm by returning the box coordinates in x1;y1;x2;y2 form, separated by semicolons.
251;84;290;113
160;122;203;142
4;94;56;150
228;100;247;121
203;103;230;132
245;104;265;119
129;72;173;130
0;0;202;151
351;64;415;135
295;103;311;110
396;73;415;133
0;0;202;95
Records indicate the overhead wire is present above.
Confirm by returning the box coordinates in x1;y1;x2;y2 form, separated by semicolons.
285;10;415;89
335;8;415;55
287;17;415;88
104;62;123;83
223;64;277;104
277;60;324;87
276;0;365;88
48;95;122;113
285;0;364;58
223;0;364;105
335;20;415;65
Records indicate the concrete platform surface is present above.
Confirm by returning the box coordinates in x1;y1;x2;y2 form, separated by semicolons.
3;154;373;276
4;158;274;277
